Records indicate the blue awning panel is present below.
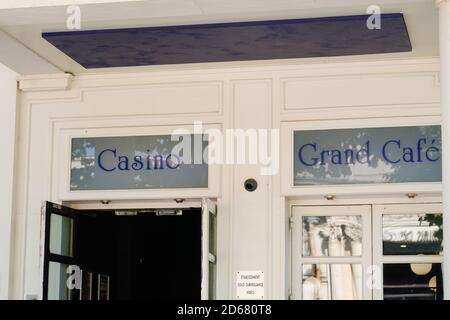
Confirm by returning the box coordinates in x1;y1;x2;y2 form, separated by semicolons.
42;14;411;68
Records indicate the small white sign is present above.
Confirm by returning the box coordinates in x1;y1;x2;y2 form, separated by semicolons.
236;270;264;299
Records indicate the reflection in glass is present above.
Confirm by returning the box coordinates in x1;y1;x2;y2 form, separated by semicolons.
302;216;362;257
383;263;443;300
209;262;216;300
49;214;73;257
209;212;217;256
97;274;110;300
302;264;362;300
383;214;443;255
48;262;70;300
80;271;93;300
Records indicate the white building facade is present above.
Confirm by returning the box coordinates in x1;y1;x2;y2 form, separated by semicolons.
0;0;449;300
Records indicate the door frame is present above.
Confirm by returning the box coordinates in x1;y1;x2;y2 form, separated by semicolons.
43;197;218;300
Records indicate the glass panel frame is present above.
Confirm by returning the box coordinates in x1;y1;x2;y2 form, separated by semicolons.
291;205;372;300
294;203;444;301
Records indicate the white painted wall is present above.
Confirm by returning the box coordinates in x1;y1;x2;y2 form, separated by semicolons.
14;57;442;300
0;62;17;300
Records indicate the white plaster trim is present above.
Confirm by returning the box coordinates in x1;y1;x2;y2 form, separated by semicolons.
18;73;73;92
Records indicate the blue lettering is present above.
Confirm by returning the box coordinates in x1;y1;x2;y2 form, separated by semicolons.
382;140;401;164
132;155;144;170
416;138;426;162
97;149;117;172
426;139;440;162
154;155;165;170
166;154;181;169
97;150;187;172
146;150;152;170
402;147;414;163
118;156;130;171
331;150;342;165
298;144;318;166
320;150;330;165
344;149;355;164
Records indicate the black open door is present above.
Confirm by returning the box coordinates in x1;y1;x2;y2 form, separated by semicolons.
43;201;80;300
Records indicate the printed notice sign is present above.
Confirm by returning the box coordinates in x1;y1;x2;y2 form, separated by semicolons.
236;271;264;299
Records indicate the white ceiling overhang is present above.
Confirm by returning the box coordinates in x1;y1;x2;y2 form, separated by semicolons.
0;0;438;75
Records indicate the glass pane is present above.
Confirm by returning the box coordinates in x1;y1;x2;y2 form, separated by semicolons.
293;126;441;185
49;214;74;257
302;264;363;300
209;212;217;256
303;216;362;256
383;213;443;255
48;262;71;300
71;134;208;191
209;262;216;300
383;263;443;300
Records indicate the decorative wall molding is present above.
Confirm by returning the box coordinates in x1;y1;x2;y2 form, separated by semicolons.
281;71;441;113
17;57;440;93
79;81;224;117
18;73;72;92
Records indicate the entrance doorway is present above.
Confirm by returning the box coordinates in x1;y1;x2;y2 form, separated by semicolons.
43;200;217;300
291;203;444;300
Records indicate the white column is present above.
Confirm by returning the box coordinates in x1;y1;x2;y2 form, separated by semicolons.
437;0;450;300
0;62;17;300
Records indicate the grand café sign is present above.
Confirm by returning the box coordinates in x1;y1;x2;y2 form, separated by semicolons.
293;126;442;185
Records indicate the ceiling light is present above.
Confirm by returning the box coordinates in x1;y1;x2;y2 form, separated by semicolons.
410;263;432;276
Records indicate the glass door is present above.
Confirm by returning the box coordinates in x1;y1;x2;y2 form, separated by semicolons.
291;205;372;300
43;201;80;300
372;203;443;300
